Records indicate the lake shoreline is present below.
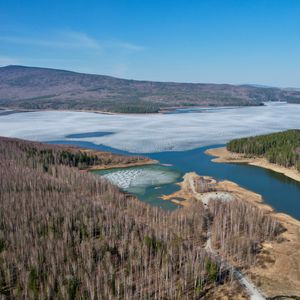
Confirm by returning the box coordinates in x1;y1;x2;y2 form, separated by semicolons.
162;171;300;226
161;171;271;209
205;146;300;183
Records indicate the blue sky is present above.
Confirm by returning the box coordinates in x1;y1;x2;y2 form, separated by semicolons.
1;0;300;87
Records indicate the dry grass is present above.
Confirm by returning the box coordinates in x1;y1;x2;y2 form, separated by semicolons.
249;214;300;297
205;148;300;297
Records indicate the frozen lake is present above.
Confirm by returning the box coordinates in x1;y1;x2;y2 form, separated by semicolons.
0;102;299;153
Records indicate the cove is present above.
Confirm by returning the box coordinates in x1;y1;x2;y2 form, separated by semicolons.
48;140;300;220
148;146;300;220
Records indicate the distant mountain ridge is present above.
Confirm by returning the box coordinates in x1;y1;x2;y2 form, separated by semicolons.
0;65;299;113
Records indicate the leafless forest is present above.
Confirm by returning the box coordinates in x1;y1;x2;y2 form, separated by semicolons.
208;200;283;267
0;137;283;299
0;137;148;171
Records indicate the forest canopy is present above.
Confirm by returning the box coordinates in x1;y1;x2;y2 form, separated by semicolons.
227;130;300;171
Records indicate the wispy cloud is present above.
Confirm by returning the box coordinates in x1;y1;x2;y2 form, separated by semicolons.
60;30;102;49
0;30;145;76
0;30;144;52
0;30;102;50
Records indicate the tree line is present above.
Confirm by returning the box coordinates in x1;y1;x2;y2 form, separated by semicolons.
227;130;300;171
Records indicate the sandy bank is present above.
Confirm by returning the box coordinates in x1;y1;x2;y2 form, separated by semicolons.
161;172;269;209
206;147;300;183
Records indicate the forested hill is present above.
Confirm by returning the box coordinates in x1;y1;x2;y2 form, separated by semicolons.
1;65;300;113
227;130;300;171
0;137;232;298
0;137;207;298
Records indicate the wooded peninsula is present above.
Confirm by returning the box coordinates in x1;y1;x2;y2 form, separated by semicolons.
227;130;300;171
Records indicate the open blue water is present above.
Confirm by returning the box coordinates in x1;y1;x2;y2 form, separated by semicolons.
149;146;300;219
48;139;300;220
65;131;113;139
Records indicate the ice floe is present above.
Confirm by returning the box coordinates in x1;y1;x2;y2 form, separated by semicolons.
99;166;180;193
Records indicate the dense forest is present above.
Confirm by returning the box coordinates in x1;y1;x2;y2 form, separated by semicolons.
0;137;283;298
227;130;300;171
